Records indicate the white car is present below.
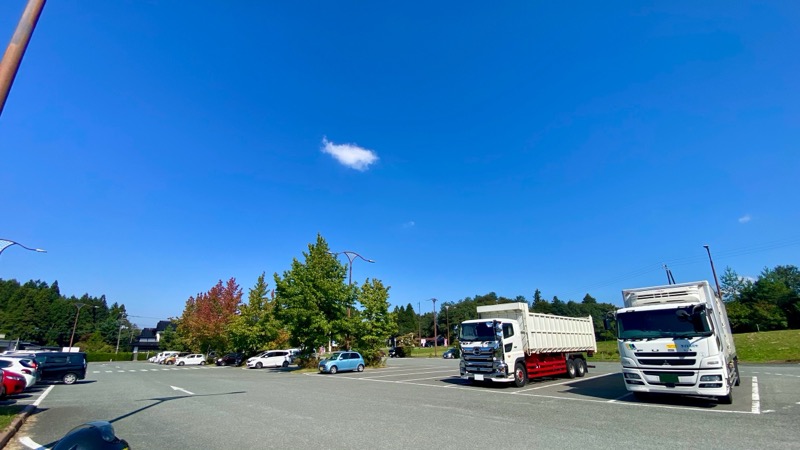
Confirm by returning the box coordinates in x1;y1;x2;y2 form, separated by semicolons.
175;354;206;366
155;351;180;364
0;357;38;389
246;350;292;369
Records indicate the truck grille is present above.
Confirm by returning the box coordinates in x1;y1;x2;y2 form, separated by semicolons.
462;347;494;374
634;352;696;367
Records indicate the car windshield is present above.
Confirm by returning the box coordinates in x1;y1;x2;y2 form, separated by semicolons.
327;352;343;360
459;322;496;341
617;307;713;340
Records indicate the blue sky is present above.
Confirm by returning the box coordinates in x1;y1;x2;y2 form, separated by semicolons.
2;2;798;328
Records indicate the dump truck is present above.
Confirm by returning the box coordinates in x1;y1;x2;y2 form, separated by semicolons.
609;280;739;403
459;302;597;387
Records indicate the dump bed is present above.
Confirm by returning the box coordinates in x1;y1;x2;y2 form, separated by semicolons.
477;303;597;354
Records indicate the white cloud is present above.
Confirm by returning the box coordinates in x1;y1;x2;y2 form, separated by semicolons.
402;221;416;228
321;137;378;171
738;214;752;224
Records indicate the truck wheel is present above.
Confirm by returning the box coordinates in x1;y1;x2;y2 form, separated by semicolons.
514;363;527;388
718;391;733;405
565;359;577;379
575;358;586;377
633;392;648;401
733;359;741;386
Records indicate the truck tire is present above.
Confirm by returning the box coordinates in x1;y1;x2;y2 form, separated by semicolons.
575;358;586;377
633;392;649;401
718;390;733;405
565;359;577;379
733;359;741;386
514;363;527;388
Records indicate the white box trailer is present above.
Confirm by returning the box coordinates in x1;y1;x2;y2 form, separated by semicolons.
460;302;597;387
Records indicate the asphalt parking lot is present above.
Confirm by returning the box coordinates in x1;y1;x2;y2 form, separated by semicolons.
4;358;800;449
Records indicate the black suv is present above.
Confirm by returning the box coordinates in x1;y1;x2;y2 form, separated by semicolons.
215;352;244;366
21;352;87;384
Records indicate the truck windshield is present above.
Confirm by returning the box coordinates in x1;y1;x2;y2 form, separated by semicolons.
459;322;496;341
616;308;712;340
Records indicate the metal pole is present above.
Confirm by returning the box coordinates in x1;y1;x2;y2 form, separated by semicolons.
68;303;85;350
115;325;126;353
418;302;422;347
0;238;46;256
0;0;46;116
432;298;437;357
703;245;723;299
446;305;450;346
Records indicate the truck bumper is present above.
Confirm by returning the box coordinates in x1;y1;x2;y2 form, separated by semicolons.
461;373;514;383
622;367;731;397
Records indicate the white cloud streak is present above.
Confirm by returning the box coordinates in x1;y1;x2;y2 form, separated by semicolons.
321;137;378;171
402;221;415;228
738;214;752;224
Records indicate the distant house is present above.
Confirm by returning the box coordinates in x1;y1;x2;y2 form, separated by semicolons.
132;320;175;354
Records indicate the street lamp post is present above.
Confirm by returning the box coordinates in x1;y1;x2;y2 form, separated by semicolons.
0;238;46;257
703;245;723;299
329;250;375;350
431;298;438;357
115;325;128;354
68;303;85;351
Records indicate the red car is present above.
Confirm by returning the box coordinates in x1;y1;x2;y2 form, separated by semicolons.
0;368;27;399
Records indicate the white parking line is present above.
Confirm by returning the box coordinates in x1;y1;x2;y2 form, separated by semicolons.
361;369;454;379
118;370;125;373
18;436;45;449
513;373;608;393
105;371;113;373
92;371;99;374
752;376;760;414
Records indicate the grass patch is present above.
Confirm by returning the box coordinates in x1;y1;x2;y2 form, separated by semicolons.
0;405;25;430
734;329;800;363
405;347;453;358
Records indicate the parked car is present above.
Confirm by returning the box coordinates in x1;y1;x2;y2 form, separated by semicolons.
247;350;292;369
163;352;189;365
442;348;459;359
318;351;365;374
216;353;244;366
32;352;87;385
1;368;27;398
157;351;181;364
0;357;38;388
175;354;206;366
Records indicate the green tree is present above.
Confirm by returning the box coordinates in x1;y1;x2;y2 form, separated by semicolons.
354;278;396;365
274;234;350;355
228;273;288;355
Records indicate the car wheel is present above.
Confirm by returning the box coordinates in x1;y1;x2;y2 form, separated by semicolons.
63;373;78;385
177;362;184;366
200;361;206;365
357;364;365;372
282;360;289;368
329;365;338;374
255;362;263;369
0;384;6;399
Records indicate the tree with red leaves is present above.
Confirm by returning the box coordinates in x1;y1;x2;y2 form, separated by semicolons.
177;277;243;353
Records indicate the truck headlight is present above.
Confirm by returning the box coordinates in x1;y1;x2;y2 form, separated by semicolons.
700;375;722;382
623;372;641;380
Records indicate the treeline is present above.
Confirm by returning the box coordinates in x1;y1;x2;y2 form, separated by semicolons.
0;279;137;351
394;291;618;342
721;265;800;332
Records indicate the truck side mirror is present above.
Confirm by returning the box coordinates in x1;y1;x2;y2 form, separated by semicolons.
676;310;691;321
603;312;615;330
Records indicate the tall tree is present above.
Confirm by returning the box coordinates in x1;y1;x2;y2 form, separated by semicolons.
354;278;396;364
228;273;288;355
274;234;350;355
177;278;243;353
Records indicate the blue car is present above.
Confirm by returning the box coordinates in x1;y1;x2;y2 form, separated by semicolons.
318;351;365;374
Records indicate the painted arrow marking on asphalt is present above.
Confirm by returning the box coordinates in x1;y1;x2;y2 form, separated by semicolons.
170;385;195;395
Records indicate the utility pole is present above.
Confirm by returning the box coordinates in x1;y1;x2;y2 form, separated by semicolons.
703;245;723;299
418;301;422;347
0;0;47;116
431;298;438;357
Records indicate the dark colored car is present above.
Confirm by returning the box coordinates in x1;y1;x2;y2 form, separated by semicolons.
442;348;459;359
1;368;27;398
216;352;244;366
35;352;88;384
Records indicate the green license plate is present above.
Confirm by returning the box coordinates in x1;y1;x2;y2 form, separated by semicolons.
659;373;679;383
